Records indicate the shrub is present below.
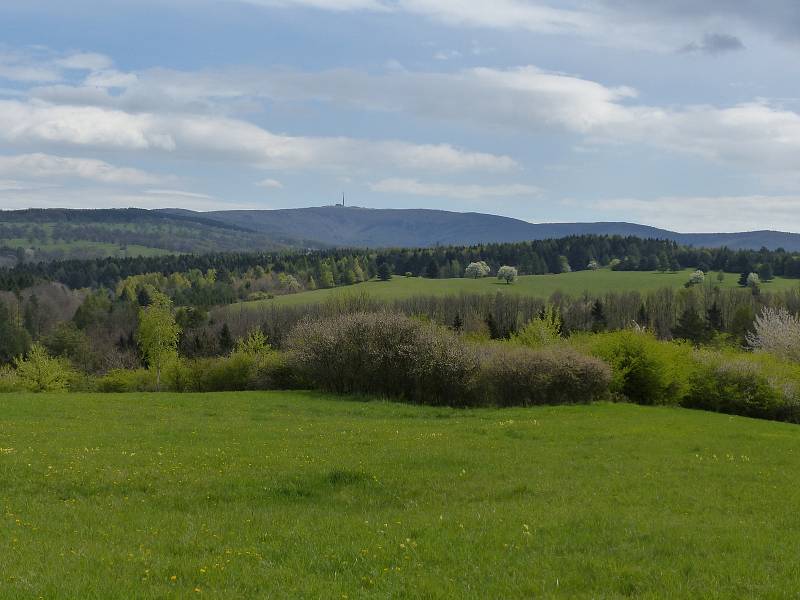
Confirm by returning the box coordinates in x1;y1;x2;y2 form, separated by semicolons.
684;354;800;423
14;343;74;392
0;366;23;393
95;368;157;393
584;330;694;405
186;355;254;392
513;306;562;348
287;312;478;405
165;350;299;393
479;345;611;407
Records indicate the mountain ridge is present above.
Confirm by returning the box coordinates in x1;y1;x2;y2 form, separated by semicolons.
161;206;800;251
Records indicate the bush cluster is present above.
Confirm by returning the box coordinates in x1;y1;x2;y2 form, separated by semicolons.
684;355;800;423
287;312;611;407
576;329;800;424
7;304;800;427
95;350;299;393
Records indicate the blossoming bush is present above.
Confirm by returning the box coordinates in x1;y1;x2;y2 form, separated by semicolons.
747;307;800;362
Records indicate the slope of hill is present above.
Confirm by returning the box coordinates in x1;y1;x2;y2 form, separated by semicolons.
0;208;301;262
4;394;800;597
171;206;800;251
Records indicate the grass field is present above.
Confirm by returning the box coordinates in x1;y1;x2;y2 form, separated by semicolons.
230;269;799;312
2;391;799;597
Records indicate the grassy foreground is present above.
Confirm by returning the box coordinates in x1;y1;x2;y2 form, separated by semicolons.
232;269;798;311
1;392;800;598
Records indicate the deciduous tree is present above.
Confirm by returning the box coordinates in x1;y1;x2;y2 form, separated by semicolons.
137;291;181;391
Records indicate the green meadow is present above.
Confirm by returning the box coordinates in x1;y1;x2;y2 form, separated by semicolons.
232;269;799;312
2;391;800;598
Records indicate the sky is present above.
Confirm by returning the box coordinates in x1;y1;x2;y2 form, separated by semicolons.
1;0;800;232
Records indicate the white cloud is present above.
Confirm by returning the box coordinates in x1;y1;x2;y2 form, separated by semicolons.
0;49;114;83
84;69;139;89
0;186;259;211
0;53;62;83
54;52;114;71
255;178;284;189
0;99;517;173
0;179;42;192
145;188;214;200
434;50;462;61
0;153;163;185
106;64;800;179
236;0;387;11
593;195;800;232
228;0;726;51
16;55;800;182
371;178;540;200
235;0;800;52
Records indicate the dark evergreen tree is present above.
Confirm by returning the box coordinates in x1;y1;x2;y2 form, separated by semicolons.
738;272;750;287
425;259;440;279
673;308;711;344
591;300;607;333
218;323;234;355
706;301;723;332
22;293;40;339
485;312;500;339
0;300;30;363
136;287;152;307
377;263;392;281
636;303;648;327
758;263;774;281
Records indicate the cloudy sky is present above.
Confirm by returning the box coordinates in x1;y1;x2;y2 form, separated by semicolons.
2;0;800;231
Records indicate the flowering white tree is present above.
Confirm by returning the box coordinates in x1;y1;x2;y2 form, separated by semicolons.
687;270;705;286
497;265;518;284
465;261;491;279
747;307;800;362
747;272;761;289
587;259;600;271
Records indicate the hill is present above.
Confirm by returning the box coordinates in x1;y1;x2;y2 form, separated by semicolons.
0;208;301;262
4;206;800;262
3;392;800;597
169;206;800;250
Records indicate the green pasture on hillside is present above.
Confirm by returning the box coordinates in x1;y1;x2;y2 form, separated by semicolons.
228;269;799;313
1;391;799;597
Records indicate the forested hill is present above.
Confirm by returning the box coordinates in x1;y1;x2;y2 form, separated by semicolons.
166;206;800;251
0;208;306;264
4;207;800;262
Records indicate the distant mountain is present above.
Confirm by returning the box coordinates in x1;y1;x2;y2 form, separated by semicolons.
164;206;800;251
0;208;296;262
3;206;799;261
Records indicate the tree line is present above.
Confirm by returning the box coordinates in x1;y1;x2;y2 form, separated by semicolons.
2;234;800;294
